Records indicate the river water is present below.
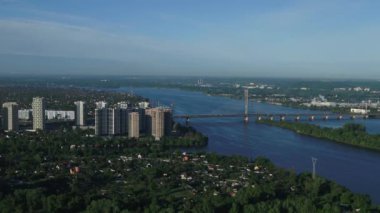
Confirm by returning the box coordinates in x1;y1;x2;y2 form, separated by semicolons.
120;87;380;203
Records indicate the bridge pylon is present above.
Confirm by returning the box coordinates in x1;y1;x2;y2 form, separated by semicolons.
244;89;249;123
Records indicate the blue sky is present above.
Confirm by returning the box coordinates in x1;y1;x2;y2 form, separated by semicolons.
0;0;380;78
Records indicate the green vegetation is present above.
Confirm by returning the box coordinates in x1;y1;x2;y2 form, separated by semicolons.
163;123;208;147
257;120;380;151
0;128;378;212
0;86;145;111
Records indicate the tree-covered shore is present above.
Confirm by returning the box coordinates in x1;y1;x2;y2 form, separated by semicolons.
257;120;380;152
0;128;378;212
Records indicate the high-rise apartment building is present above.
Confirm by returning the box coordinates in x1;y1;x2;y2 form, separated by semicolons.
95;108;107;136
146;108;165;140
94;103;172;138
128;112;139;138
2;102;19;131
153;109;165;140
119;108;129;135
108;108;120;135
134;108;146;132
74;101;86;126
163;108;173;135
95;107;128;136
145;108;154;136
32;97;46;131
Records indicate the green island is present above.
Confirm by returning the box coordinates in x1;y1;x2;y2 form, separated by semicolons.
257;120;380;152
0;128;378;212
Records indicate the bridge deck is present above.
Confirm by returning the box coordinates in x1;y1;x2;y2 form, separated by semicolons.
173;113;379;119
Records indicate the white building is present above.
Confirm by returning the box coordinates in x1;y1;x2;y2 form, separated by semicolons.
18;109;33;120
95;101;107;109
350;108;370;114
45;110;75;120
32;97;46;130
117;101;129;109
138;101;150;109
310;101;337;107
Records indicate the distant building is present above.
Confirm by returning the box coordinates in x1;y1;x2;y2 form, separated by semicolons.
119;108;129;135
95;107;128;136
2;102;19;131
128;112;139;138
310;99;337;107
95;103;172;138
152;109;164;141
145;108;153;135
146;108;165;141
95;108;107;136
32;97;46;131
134;108;146;132
18;109;32;120
163;108;173;135
95;101;107;109
45;110;75;120
350;108;370;114
109;108;120;135
138;101;150;109
117;101;129;109
74;101;86;126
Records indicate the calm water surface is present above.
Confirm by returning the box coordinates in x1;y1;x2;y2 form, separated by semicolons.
120;87;380;203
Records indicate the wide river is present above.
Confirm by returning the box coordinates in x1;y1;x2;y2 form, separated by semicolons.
119;87;380;203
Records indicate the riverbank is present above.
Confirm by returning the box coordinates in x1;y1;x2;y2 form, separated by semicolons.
257;119;380;152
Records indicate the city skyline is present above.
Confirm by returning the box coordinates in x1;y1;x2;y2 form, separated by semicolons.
0;0;380;78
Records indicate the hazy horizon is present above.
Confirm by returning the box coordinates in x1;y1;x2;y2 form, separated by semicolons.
1;0;380;78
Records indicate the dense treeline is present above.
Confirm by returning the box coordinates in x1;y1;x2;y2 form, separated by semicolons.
0;128;378;212
162;123;208;147
258;120;380;151
0;86;145;111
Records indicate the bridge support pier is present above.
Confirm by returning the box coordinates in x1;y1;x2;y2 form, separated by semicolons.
295;116;300;122
257;116;262;121
309;115;315;121
244;115;249;123
280;116;286;121
337;115;343;120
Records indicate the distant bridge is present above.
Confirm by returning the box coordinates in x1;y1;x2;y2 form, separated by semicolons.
174;113;376;122
173;89;378;123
